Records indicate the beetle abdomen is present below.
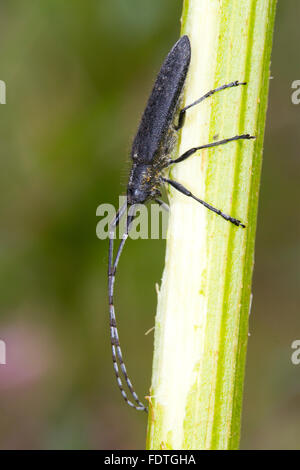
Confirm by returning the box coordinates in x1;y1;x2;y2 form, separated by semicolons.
131;35;191;164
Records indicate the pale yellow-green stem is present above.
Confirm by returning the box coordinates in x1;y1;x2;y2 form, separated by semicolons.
146;0;277;450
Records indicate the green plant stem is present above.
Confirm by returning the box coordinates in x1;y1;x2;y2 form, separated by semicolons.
146;0;277;450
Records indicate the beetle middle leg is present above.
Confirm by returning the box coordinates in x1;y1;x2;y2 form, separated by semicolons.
165;134;255;167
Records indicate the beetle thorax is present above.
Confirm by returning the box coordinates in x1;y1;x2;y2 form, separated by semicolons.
127;163;160;204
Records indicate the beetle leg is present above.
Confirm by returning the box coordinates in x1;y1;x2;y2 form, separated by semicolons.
162;177;245;228
175;81;246;130
165;134;255;167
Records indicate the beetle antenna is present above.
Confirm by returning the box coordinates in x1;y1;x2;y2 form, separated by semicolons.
108;203;148;412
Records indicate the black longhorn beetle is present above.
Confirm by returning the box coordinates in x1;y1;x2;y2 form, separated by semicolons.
108;35;255;412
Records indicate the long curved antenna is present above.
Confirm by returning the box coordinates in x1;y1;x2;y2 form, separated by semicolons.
108;203;148;412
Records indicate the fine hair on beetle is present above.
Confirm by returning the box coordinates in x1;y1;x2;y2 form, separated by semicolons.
108;35;256;412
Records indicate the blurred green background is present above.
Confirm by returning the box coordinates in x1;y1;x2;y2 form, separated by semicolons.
0;0;299;450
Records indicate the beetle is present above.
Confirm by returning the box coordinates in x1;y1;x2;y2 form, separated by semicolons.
108;35;255;412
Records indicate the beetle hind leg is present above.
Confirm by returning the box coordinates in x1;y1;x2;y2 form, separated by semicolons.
175;81;247;130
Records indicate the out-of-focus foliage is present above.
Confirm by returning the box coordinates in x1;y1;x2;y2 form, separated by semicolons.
0;1;299;449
